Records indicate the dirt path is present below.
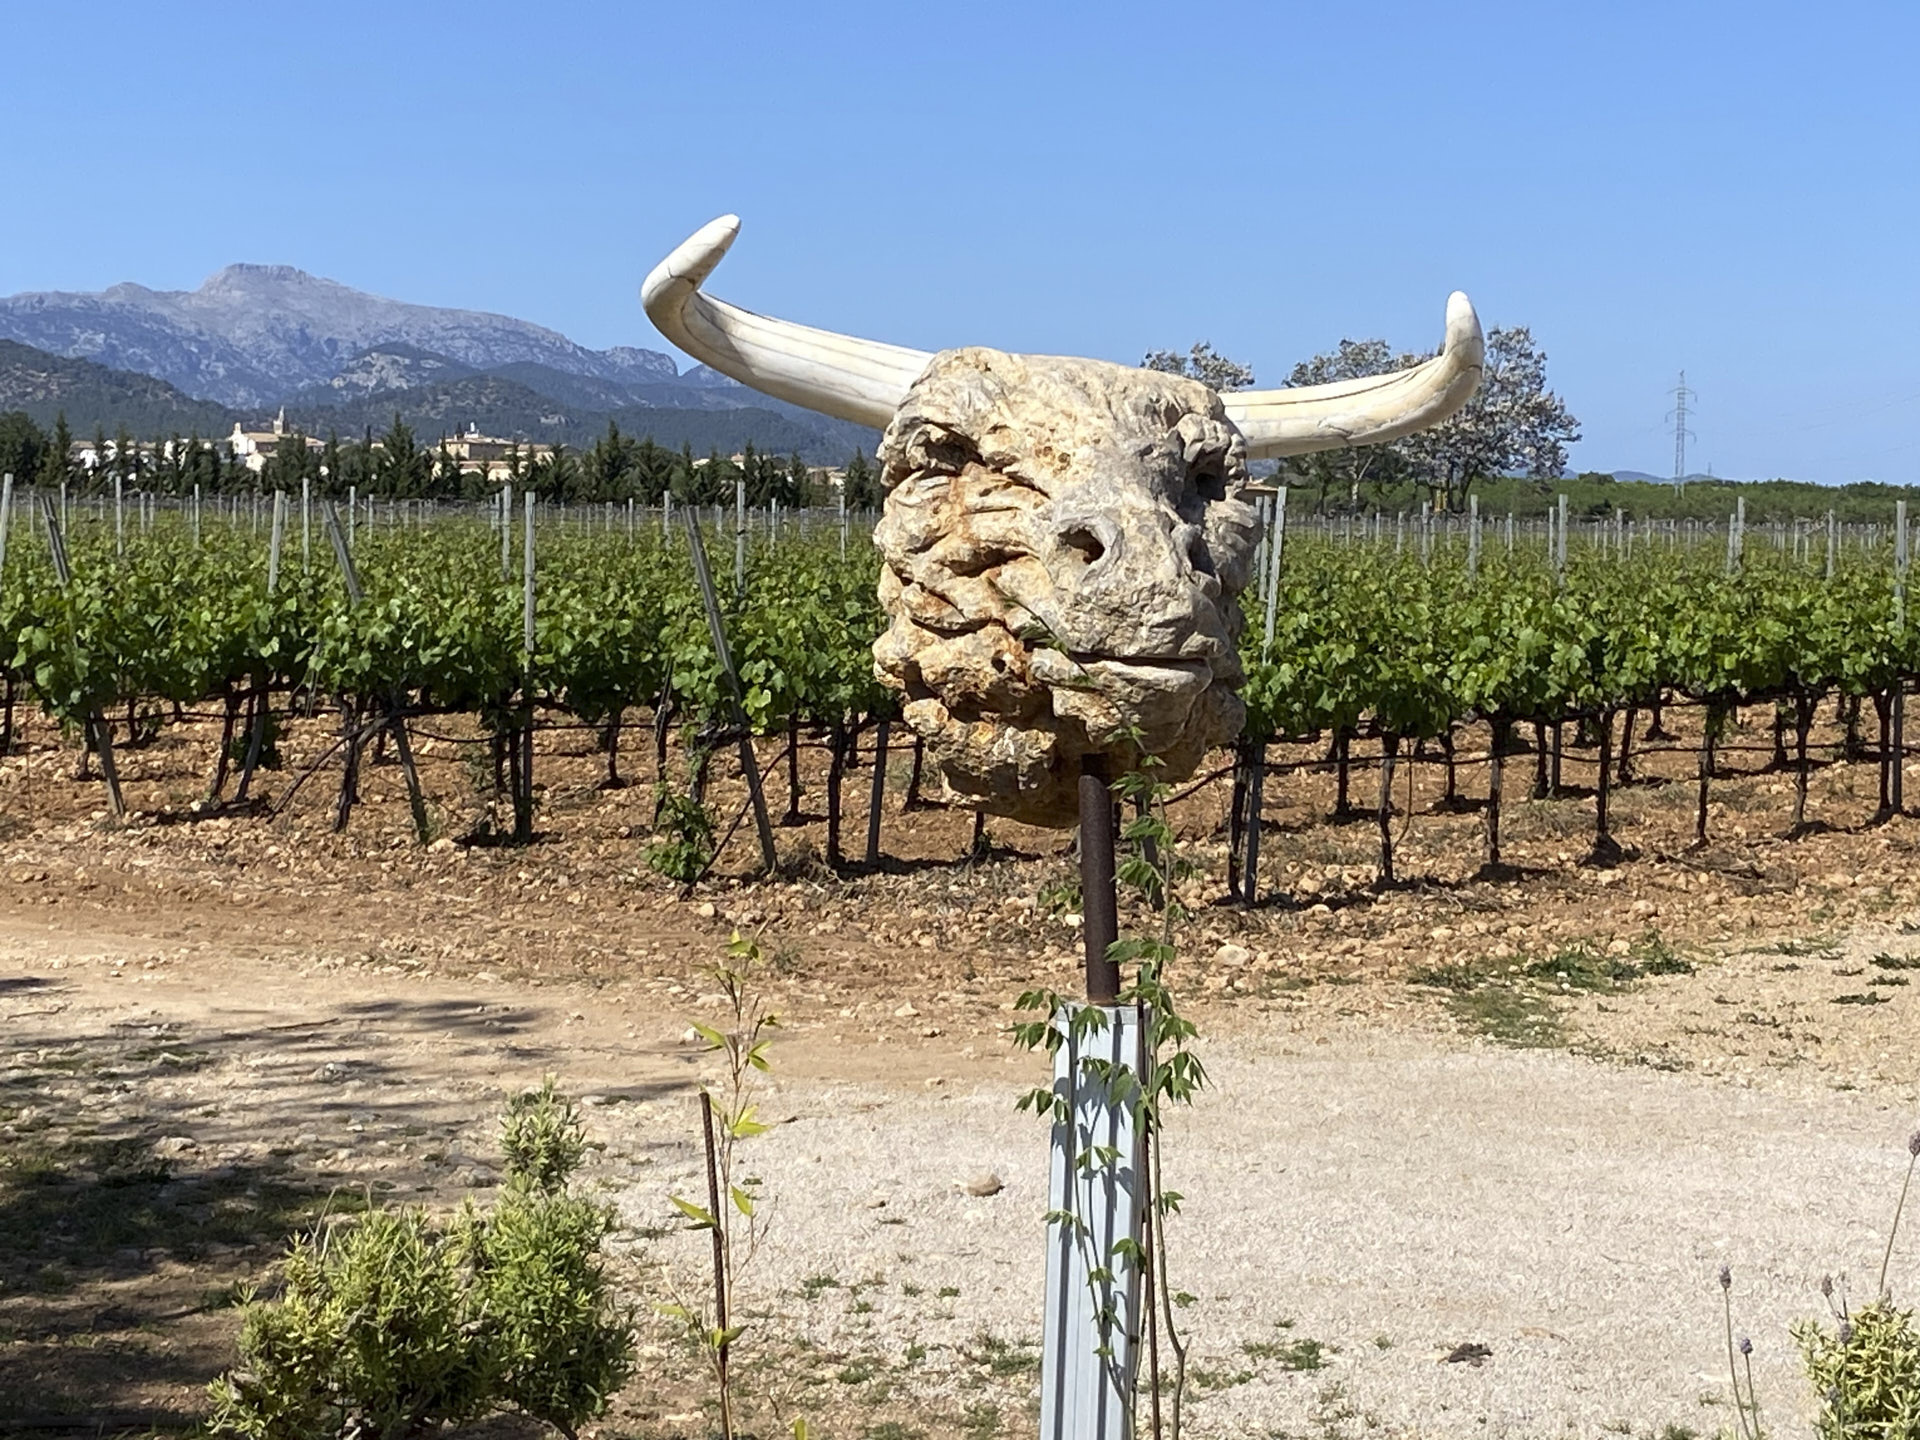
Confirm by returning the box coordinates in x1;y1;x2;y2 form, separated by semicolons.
5;913;1917;1438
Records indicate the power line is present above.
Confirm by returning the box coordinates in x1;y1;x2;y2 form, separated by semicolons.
1665;370;1697;490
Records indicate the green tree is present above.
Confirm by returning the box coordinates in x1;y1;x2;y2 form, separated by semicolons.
842;450;883;510
529;443;579;501
583;421;636;502
264;429;315;491
630;437;674;502
153;433;187;494
321;430;343;498
113;424;137;487
431;440;465;499
376;415;430;497
0;410;48;485
38;411;73;490
88;425;110;493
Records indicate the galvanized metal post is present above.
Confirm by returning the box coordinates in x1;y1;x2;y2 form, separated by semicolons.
735;476;747;595
1040;752;1145;1438
1261;487;1285;660
1041;1002;1146;1440
1896;501;1909;817
500;484;513;580
267;490;285;595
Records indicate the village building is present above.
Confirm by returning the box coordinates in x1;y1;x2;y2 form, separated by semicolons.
227;409;323;473
435;423;552;483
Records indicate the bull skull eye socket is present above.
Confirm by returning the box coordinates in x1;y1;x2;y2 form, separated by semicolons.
1059;526;1106;567
1189;461;1228;504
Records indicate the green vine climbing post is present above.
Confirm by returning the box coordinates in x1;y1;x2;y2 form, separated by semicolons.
1037;751;1145;1440
321;502;431;843
681;505;778;875
864;714;889;868
1078;753;1119;1005
39;496;124;818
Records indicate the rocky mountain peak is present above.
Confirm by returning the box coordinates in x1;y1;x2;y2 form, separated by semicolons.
200;263;328;293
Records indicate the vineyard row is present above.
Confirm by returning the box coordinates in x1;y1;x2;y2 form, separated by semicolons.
6;491;1920;893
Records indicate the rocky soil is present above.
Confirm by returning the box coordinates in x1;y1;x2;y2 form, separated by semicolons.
3;703;1920;1435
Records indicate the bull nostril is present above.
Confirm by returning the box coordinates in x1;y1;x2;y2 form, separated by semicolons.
1180;525;1217;580
1060;526;1106;567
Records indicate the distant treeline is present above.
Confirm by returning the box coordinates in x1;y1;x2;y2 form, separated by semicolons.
1414;473;1920;526
4;402;1911;524
0;410;887;509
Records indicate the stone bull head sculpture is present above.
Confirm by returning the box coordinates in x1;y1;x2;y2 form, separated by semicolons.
644;216;1482;827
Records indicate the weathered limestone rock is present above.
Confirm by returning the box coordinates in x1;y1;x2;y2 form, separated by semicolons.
871;349;1259;826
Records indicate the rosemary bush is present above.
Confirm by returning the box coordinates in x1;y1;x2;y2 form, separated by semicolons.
1793;1129;1920;1440
206;1080;634;1440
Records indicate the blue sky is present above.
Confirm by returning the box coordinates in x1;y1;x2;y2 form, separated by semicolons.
6;0;1918;483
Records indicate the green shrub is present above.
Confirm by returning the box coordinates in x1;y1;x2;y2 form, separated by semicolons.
501;1076;586;1192
1792;1129;1920;1440
1795;1300;1920;1440
476;1184;634;1432
647;784;715;886
207;1081;634;1439
206;1209;490;1439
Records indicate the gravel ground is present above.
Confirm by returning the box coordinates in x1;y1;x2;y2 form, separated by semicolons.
626;1020;1918;1439
7;912;1918;1437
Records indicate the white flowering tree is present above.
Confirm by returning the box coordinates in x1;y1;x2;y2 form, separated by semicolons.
1273;325;1580;513
1396;324;1581;512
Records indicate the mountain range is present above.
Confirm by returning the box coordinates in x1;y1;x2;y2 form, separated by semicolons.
0;266;877;462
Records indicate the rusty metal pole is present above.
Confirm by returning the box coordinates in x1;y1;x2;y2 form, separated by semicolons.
1049;750;1143;1440
1078;752;1120;1005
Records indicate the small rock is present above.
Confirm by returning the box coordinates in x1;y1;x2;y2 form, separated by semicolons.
1214;942;1252;968
863;1193;889;1209
428;837;454;853
963;1170;1004;1197
893;1002;920;1018
695;901;717;919
1442;1341;1493;1366
154;1135;198;1157
580;1093;611;1107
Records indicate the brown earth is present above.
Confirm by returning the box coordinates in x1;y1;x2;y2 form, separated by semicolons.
3;700;1919;1435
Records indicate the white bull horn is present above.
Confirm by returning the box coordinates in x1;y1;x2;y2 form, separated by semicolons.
641;215;932;429
1221;292;1485;459
643;216;1482;452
